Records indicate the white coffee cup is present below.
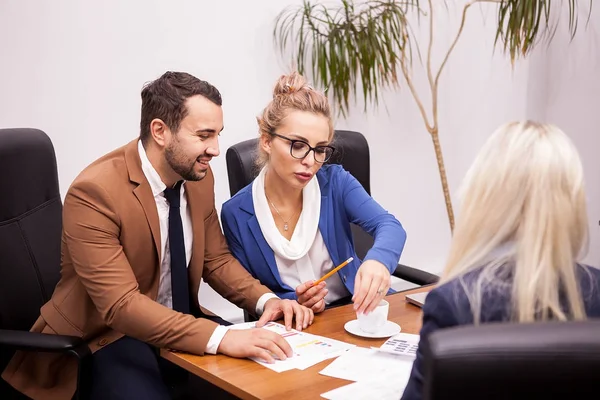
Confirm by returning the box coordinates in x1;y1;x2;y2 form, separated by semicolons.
356;300;389;333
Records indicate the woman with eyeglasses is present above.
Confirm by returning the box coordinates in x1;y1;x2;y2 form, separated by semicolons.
220;72;406;314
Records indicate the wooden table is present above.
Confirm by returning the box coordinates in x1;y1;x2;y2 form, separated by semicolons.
161;285;433;400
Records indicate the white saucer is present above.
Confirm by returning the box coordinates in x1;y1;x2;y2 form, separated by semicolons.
344;319;401;338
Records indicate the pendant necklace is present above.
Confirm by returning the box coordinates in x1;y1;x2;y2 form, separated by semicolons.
265;193;299;231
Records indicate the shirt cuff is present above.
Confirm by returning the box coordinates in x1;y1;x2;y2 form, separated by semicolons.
205;325;229;355
256;293;280;316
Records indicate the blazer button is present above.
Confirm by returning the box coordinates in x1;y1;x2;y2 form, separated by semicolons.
342;275;346;282
98;338;108;346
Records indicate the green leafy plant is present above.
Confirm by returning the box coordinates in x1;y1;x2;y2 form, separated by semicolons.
274;0;591;232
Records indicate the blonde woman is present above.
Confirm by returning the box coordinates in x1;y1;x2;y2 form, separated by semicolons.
221;72;406;315
402;121;600;400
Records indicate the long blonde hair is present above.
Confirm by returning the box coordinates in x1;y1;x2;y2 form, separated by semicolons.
442;121;589;323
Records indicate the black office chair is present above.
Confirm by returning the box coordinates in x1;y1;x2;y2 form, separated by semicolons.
0;128;92;400
422;320;600;399
225;130;439;286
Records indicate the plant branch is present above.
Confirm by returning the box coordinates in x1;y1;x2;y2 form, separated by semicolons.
435;0;509;89
434;1;475;90
399;25;432;131
429;0;502;127
426;0;436;133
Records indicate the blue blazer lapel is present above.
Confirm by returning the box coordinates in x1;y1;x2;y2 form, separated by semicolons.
317;172;340;265
240;187;290;290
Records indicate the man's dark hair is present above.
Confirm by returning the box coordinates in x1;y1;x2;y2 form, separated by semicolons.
139;71;222;144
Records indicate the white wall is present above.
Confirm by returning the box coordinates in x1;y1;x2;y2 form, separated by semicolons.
0;1;597;322
526;4;600;267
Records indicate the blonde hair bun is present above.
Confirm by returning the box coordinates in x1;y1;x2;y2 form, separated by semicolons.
272;71;309;98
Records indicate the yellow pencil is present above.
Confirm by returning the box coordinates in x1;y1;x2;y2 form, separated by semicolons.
312;257;354;286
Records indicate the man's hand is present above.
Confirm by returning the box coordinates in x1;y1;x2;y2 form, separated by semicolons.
352;260;391;314
256;298;314;331
217;328;293;364
295;281;327;313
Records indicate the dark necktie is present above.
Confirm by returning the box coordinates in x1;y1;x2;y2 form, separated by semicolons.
163;181;190;314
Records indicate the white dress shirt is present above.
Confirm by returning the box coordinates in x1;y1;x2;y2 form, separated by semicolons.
138;141;275;354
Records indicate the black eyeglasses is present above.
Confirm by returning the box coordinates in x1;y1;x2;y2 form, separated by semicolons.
270;132;336;163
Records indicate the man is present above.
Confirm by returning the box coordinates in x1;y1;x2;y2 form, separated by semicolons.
2;71;313;400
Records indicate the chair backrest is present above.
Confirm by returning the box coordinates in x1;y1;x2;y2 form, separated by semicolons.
225;130;374;259
423;320;600;399
0;128;62;371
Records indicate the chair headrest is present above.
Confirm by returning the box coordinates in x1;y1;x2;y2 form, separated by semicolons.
0;128;60;221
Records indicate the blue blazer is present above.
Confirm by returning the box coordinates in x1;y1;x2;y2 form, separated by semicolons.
401;264;600;400
220;164;407;300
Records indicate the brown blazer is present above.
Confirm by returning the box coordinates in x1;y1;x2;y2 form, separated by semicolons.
2;139;272;400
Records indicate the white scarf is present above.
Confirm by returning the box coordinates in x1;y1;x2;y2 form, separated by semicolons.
252;166;321;260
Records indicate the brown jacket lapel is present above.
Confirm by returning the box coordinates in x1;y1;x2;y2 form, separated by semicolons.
124;140;162;262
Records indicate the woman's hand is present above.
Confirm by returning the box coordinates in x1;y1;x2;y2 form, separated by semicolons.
352;260;391;314
295;281;328;313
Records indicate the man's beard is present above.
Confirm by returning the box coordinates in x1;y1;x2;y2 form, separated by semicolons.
165;142;206;182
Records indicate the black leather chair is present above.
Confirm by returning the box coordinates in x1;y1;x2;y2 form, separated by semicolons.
422;320;600;399
225;130;439;286
0;128;91;400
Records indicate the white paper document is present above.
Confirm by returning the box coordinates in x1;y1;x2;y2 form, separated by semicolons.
320;376;407;400
228;321;355;372
318;337;418;400
319;347;414;382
